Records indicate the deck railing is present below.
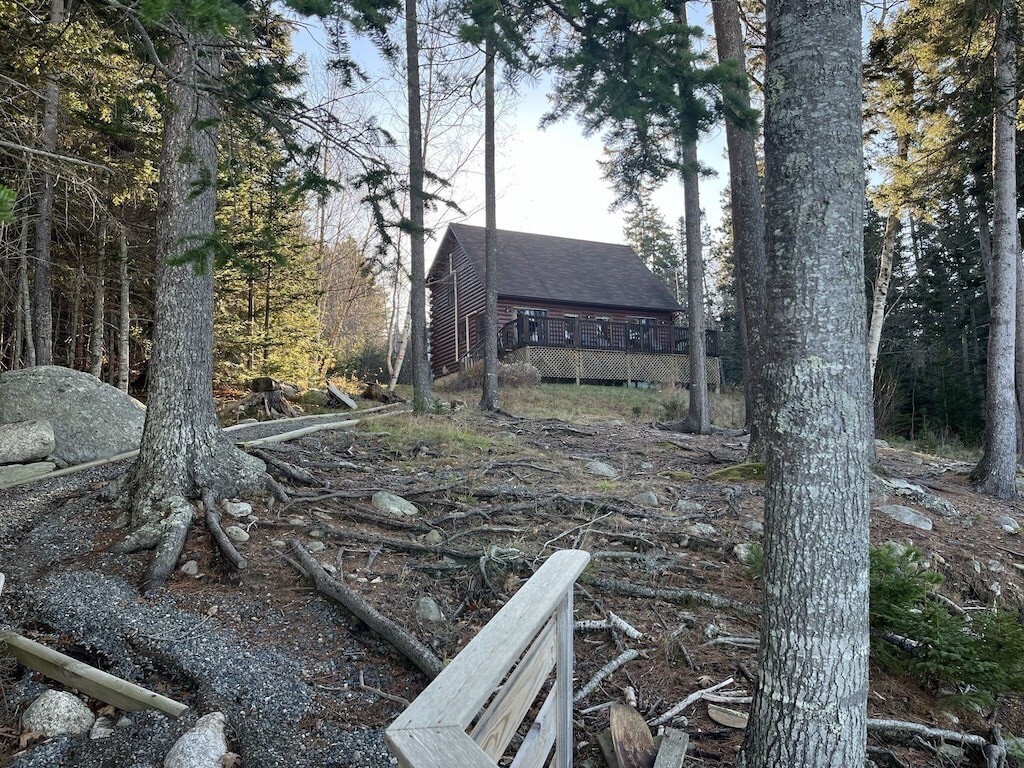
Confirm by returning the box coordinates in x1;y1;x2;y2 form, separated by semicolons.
385;549;591;768
498;317;720;358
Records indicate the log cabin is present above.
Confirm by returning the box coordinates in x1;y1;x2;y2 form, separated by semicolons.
427;224;720;387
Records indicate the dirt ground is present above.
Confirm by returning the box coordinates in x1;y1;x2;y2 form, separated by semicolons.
1;395;1023;767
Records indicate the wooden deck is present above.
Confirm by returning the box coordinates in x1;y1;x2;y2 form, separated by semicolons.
502;346;721;389
498;316;720;357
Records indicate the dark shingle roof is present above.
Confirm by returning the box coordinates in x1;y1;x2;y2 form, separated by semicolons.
446;224;682;312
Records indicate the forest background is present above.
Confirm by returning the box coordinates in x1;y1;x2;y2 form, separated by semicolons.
0;0;1008;451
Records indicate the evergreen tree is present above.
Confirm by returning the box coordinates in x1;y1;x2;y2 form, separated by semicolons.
622;194;680;300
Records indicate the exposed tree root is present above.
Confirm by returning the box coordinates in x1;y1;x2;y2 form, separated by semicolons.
287;539;443;679
201;490;247;572
247;448;319;486
140;497;193;595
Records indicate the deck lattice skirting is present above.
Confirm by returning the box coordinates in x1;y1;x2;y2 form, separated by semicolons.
385;550;591;768
505;347;721;389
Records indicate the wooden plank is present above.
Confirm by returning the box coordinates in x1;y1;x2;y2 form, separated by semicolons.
387;725;496;768
554;589;574;768
610;704;656;768
0;628;189;718
389;549;590;732
471;619;557;759
326;382;358;410
509;687;557;768
653;729;689;768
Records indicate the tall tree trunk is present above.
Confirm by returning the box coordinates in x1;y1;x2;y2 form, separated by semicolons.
122;32;263;525
738;0;870;766
117;228;130;392
69;264;82;368
405;0;432;411
90;216;107;377
480;33;499;411
17;215;34;368
711;0;767;457
388;313;411;392
867;134;909;385
972;0;1018;499
31;0;64;365
676;2;710;435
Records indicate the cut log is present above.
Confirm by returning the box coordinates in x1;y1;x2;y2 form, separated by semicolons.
326;382;358;410
0;628;188;718
287;539;443;679
610;703;657;768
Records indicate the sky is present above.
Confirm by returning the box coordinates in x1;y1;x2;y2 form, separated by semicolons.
291;7;731;265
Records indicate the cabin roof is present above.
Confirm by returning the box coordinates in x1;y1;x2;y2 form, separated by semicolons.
440;223;682;313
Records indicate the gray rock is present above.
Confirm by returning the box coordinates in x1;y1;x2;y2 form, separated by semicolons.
21;690;95;738
999;515;1020;534
287;516;305;526
371;491;418;517
879;504;933;531
631;491;660;507
883;477;957;517
674;499;703;514
423;530;444;545
221;500;252;518
224;526;250;543
0;420;55;465
640;461;655;470
89;716;115;740
180;560;200;577
987;559;1005;574
270;539;286;548
586;460;619;479
164;712;228;768
685;522;717;538
874;438;890;449
415;596;444;623
733;542;757;564
306;541;326;554
743;520;764;535
0;462;56;484
0;366;145;464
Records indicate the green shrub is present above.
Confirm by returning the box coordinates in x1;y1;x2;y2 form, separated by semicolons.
869;543;1024;708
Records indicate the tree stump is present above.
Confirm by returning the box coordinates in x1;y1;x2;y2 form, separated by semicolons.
238;377;300;419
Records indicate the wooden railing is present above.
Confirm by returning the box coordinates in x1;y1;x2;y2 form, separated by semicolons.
498;317;721;358
385;549;591;768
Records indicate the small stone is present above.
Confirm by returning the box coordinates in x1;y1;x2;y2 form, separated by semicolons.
999;515;1021;534
371;576;382;584
180;560;199;577
631;491;659;507
288;517;306;526
90;716;115;740
423;530;444;545
270;539;286;548
685;522;717;538
164;711;228;768
346;573;358;581
306;541;326;553
743;520;764;535
356;576;368;583
640;462;654;470
675;499;703;514
115;716;133;729
416;596;444;622
371;491;419;517
221;500;252;518
878;504;933;531
312;510;332;522
987;559;1005;573
990;582;1002;597
224;525;250;543
309;529;323;539
733;542;756;565
586;460;619;479
21;690;95;738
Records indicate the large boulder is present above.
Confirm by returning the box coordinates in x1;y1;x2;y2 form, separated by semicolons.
21;690;95;738
0;366;145;464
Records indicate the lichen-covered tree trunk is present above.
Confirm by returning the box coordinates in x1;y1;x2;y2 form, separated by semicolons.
711;0;766;458
122;32;263;525
680;140;709;434
480;34;499;412
737;0;870;766
17;215;35;367
972;0;1018;499
31;0;64;366
405;0;432;412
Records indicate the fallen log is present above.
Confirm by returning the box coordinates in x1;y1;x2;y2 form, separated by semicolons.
867;718;990;749
585;576;760;616
0;628;189;718
573;649;641;703
288;540;444;679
